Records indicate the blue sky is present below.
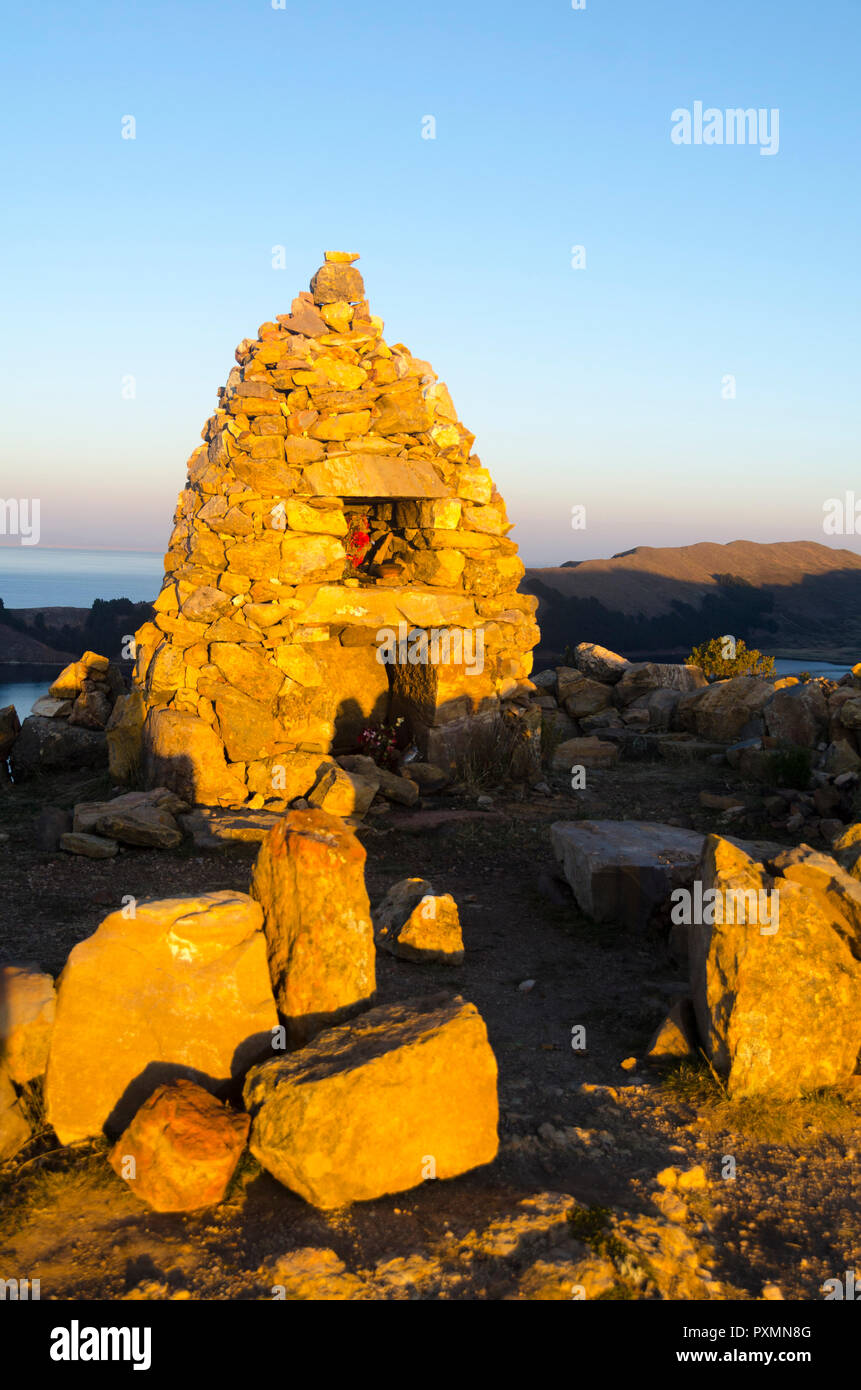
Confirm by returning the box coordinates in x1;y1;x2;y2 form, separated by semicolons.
1;0;859;566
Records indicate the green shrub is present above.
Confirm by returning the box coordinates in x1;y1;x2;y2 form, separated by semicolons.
687;636;775;680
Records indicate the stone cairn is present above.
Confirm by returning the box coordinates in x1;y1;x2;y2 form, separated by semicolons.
114;252;539;806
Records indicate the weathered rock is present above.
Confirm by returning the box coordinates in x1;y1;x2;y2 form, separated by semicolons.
308;764;378;817
373;877;433;935
0;1063;31;1161
402;761;449;792
690;836;861;1097
109;1078;250;1212
73;792;185;849
373;877;465;963
551;820;705;928
552;736;620;771
646;998;698;1060
561;675;614;720
9;716;108;780
763;683;828;746
0;965;56;1083
30;696;72;719
628;687;683;731
179;806;283;849
60;831;119;858
68;687;113;730
0;704;21;758
250;810;375;1046
337;754;419;806
393;895;464;964
266;1247;370;1300
615;663;707;707
683;677;774;743
49;651;109;700
243;994;498;1208
44;892;278;1143
573;643;630;684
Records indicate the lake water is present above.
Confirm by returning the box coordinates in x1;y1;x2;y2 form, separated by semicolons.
0;548;163;718
0;547;162;609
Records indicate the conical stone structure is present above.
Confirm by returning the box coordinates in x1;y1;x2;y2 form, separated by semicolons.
124;252;540;806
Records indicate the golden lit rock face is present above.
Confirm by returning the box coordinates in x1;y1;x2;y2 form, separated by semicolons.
109;1078;250;1213
692;836;861;1098
243;994;498;1209
44;892;278;1144
250;809;376;1046
0;965;56;1084
129;251;538;803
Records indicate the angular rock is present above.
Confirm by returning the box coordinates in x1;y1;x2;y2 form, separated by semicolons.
9;716;108;781
308;764;378;817
646;998;698;1060
109;1078;250;1212
60;831;119;858
31;697;72;719
561;674;613;720
392;894;464;964
0;1063;31;1161
243;994;498;1208
551;820;705;928
93;802;182;849
763;683;828;747
573;643;630;684
684;677;774;743
44;892;278;1143
250;810;375;1046
0;964;56;1083
615;663;707;707
690;836;861;1098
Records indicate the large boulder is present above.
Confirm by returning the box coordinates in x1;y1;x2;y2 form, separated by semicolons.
681;677;773;743
243;994;498;1208
690;837;861;1098
615;663;707;707
9;715;108;780
109;1078;250;1212
0;964;56;1083
44;892;278;1143
551;820;705;929
250;809;376;1046
763;683;828;747
573;642;630;684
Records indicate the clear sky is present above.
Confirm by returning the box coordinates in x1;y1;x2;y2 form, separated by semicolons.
1;0;859;567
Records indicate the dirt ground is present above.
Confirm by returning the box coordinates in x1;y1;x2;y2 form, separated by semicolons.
1;756;859;1301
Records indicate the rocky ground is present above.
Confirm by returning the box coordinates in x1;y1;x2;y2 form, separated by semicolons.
0;757;859;1301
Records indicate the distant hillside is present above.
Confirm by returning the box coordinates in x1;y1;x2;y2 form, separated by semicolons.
523;540;861;664
0;598;153;665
